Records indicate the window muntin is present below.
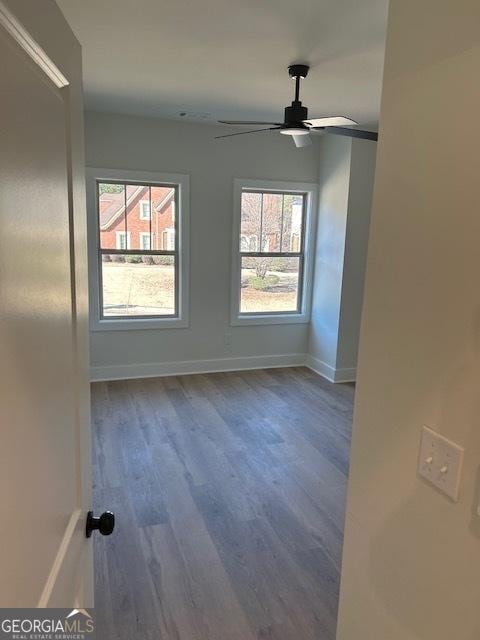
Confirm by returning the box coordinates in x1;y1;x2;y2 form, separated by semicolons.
97;181;178;319
238;189;307;315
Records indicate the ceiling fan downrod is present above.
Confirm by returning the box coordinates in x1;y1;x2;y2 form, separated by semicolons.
284;64;310;130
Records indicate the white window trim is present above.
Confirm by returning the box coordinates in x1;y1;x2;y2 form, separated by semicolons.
139;231;151;250
139;199;151;220
230;178;318;326
87;167;190;331
115;230;131;250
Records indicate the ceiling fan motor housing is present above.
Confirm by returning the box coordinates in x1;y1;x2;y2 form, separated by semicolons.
284;102;308;127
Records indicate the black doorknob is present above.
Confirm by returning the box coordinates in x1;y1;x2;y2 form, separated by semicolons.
86;511;115;538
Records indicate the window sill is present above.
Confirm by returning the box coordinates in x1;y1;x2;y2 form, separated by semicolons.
91;316;189;332
231;313;310;326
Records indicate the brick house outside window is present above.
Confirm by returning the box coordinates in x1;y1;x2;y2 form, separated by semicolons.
99;185;175;251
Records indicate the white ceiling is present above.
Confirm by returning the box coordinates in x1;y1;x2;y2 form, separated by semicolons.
58;0;388;126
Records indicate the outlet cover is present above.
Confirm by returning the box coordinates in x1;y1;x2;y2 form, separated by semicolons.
418;426;464;501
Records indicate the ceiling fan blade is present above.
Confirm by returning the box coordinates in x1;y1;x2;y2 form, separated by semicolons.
218;120;283;126
292;134;312;148
304;116;358;128
215;127;282;139
325;126;378;141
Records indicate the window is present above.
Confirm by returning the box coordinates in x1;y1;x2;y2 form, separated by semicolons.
87;169;190;330
240;234;258;251
139;232;151;250
139;200;151;220
162;228;175;250
116;231;131;250
231;179;317;325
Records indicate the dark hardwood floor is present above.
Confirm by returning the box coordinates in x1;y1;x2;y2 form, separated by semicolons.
91;367;354;640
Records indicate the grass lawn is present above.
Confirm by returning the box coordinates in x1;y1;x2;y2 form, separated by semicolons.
240;268;299;313
102;261;175;316
101;262;299;316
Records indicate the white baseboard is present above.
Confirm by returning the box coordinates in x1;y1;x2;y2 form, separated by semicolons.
334;366;357;383
91;352;357;383
305;355;336;382
90;353;306;382
305;355;357;383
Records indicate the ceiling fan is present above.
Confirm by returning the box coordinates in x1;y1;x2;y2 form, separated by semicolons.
216;64;378;148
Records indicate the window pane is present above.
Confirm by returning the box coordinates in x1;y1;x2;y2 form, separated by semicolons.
99;182;125;249
126;184;151;251
101;254;175;317
261;192;283;252
240;192;261;251
100;184;176;252
281;194;305;252
151;186;176;250
240;191;305;254
240;256;300;313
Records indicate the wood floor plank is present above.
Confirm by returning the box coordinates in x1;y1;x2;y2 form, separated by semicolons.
139;523;210;640
227;444;344;571
91;368;354;639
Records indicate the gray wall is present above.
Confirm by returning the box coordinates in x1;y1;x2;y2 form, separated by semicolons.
307;135;376;381
307;135;352;378
337;139;377;370
85;112;320;377
337;0;480;638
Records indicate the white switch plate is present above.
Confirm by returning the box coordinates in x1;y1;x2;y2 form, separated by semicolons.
418;426;464;501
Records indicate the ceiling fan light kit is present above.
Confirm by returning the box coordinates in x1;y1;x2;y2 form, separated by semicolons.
216;64;378;146
279;127;310;136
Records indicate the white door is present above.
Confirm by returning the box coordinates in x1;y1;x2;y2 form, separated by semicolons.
0;3;94;607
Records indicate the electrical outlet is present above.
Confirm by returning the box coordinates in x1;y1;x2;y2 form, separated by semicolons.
224;333;232;346
418;426;464;501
